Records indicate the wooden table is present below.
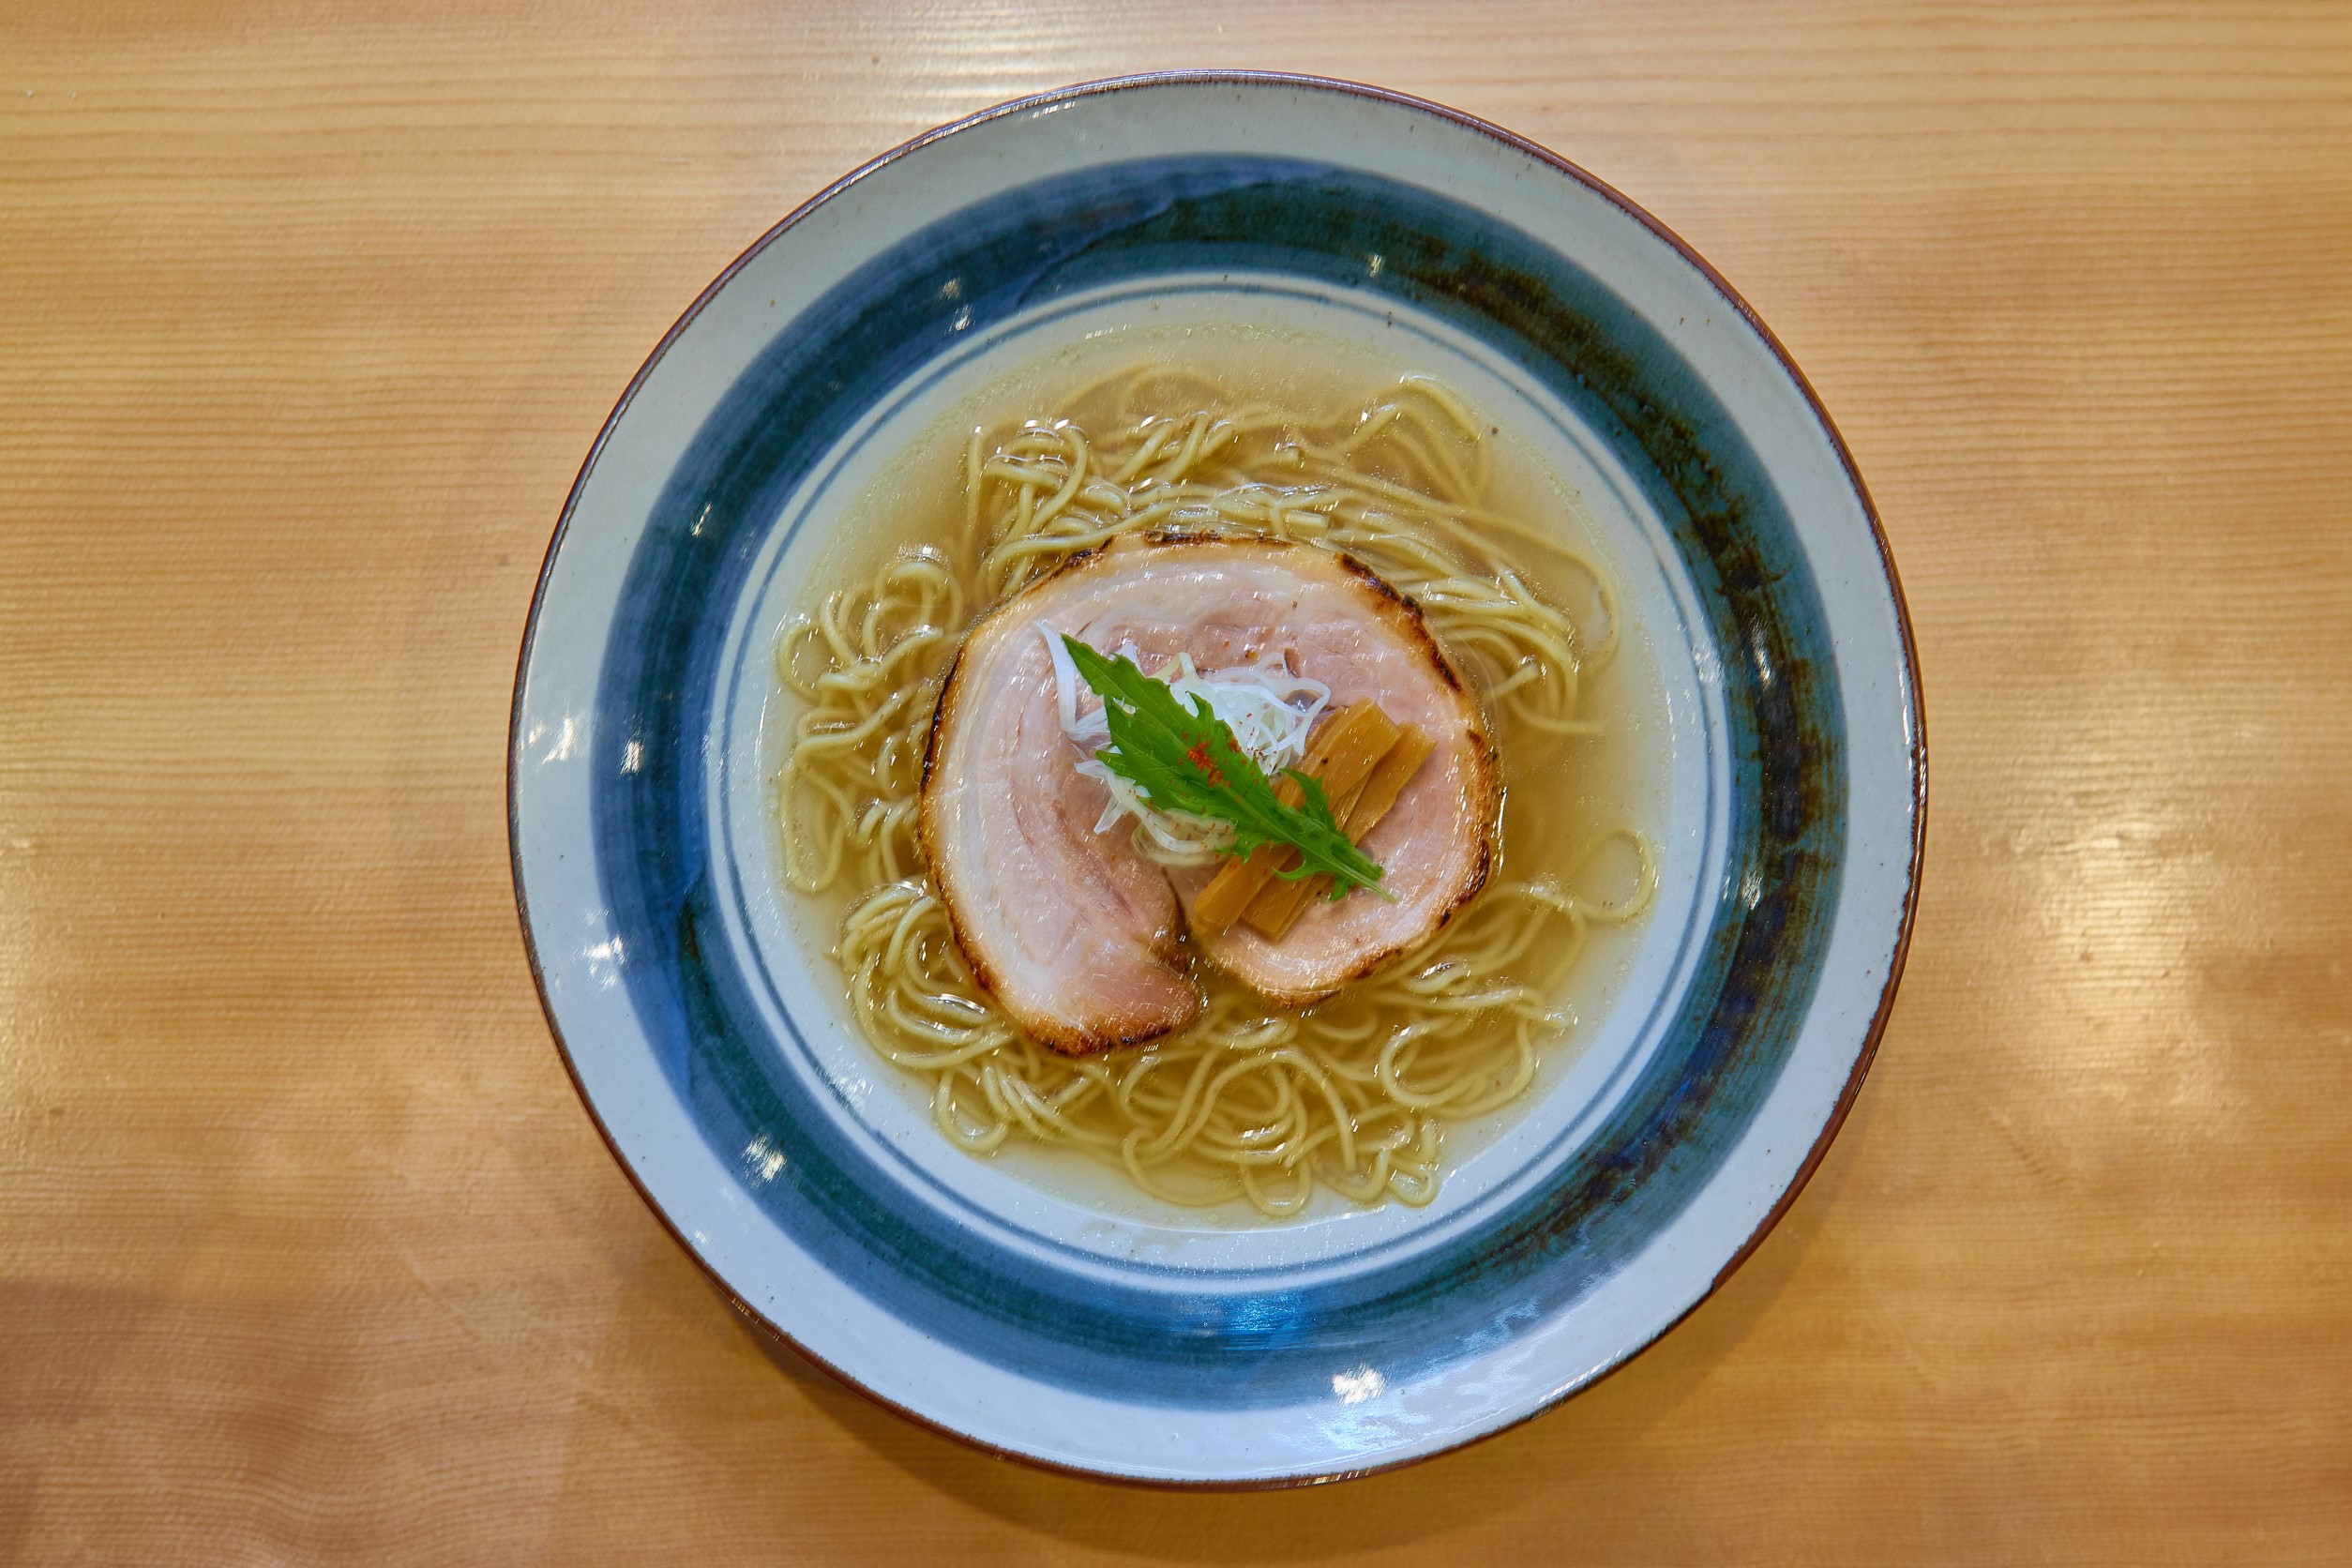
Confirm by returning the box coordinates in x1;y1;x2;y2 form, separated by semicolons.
6;4;2347;1560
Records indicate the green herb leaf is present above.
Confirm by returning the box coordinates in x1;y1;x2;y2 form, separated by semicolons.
1061;637;1390;901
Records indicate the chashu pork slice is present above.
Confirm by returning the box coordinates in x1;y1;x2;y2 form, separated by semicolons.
918;550;1201;1056
1148;544;1496;1007
920;531;1496;1047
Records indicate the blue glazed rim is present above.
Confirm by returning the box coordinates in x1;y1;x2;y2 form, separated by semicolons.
510;71;1927;1486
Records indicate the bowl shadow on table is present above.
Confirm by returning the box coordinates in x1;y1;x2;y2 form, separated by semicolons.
719;1086;1875;1557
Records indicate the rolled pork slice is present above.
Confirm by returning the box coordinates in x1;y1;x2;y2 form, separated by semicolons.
919;531;1496;1048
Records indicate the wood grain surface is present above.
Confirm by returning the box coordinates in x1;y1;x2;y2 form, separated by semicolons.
5;2;2349;1561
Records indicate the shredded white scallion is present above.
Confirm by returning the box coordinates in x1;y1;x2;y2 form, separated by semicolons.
1039;626;1332;867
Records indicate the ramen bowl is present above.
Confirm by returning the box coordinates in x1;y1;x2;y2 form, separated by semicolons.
510;72;1924;1485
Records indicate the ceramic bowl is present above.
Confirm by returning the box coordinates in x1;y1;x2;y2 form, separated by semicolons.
510;72;1924;1485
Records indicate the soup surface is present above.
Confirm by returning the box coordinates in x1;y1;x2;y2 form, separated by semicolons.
770;324;1664;1220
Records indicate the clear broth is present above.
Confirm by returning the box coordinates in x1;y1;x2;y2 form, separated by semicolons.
774;322;1666;1224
